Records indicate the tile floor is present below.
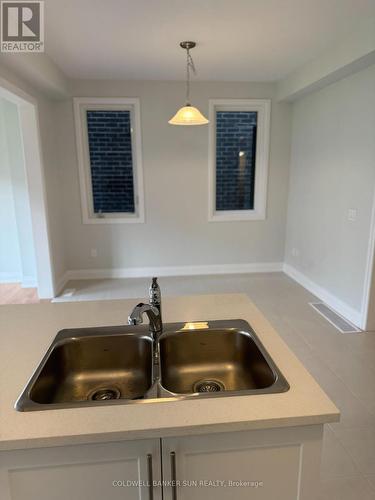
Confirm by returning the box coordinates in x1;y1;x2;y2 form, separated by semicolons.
0;283;40;304
56;272;375;499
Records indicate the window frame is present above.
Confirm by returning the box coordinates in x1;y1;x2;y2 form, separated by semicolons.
73;97;145;224
208;98;271;222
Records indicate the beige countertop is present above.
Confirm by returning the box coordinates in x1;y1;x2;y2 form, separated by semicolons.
0;294;339;451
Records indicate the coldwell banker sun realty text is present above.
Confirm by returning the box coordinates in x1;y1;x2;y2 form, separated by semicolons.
1;1;44;52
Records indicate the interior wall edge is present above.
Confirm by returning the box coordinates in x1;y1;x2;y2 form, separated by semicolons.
361;183;375;330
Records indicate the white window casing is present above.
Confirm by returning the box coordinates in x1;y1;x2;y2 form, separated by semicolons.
208;98;271;222
73;97;145;224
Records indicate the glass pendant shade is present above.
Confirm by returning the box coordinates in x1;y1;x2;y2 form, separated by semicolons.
168;104;209;125
169;41;209;126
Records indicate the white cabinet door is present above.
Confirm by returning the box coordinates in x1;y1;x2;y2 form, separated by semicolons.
0;439;162;500
162;426;323;500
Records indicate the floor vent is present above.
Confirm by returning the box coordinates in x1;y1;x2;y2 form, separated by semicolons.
309;302;361;333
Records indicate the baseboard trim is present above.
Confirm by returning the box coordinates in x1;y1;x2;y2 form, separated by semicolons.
21;276;38;288
0;273;37;288
54;262;363;328
54;273;69;297
0;272;22;284
56;262;283;294
283;263;362;327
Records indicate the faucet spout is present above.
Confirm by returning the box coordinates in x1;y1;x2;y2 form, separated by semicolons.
128;303;162;341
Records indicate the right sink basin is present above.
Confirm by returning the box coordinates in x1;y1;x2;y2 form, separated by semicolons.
159;320;289;396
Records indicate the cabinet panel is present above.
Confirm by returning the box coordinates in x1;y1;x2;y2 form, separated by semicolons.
162;426;322;500
9;460;140;500
0;426;323;500
0;439;162;500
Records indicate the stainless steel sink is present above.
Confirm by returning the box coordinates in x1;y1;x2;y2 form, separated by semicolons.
16;325;154;411
16;320;289;411
159;322;279;394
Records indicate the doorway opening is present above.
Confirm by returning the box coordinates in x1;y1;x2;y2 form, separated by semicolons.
0;78;54;303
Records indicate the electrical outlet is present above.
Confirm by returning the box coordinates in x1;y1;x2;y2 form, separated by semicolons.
292;247;300;258
348;208;357;222
90;248;98;258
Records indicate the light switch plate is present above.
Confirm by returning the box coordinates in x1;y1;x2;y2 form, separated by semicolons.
348;209;357;222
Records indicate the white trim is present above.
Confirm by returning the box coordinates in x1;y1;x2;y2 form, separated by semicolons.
54;272;69;297
0;273;38;288
55;261;362;330
284;263;362;327
0;76;54;298
56;262;283;292
208;99;271;222
21;276;38;288
73;97;145;224
0;76;37;106
360;183;375;330
0;272;22;284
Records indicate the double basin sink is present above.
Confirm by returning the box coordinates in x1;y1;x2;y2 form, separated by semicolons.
16;319;289;411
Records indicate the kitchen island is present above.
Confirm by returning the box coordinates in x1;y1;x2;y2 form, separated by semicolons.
0;294;339;499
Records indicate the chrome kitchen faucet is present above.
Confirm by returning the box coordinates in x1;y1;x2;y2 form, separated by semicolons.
128;277;163;342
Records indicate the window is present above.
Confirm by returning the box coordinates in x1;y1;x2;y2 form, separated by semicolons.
74;98;144;224
208;99;271;221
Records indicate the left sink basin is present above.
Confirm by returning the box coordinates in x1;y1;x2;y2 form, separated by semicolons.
16;326;154;411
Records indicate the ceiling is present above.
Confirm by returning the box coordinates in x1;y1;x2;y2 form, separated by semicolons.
45;0;375;81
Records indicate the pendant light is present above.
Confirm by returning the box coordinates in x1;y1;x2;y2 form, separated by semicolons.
168;41;209;126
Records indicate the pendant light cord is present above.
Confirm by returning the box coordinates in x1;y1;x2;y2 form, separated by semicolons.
185;48;196;106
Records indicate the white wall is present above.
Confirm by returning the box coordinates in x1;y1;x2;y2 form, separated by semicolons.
34;97;66;288
0;62;67;294
55;80;292;272
277;16;375;101
285;64;375;320
0;99;22;281
2;98;37;286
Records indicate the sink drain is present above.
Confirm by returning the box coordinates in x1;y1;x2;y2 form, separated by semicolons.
193;379;225;393
89;388;121;401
